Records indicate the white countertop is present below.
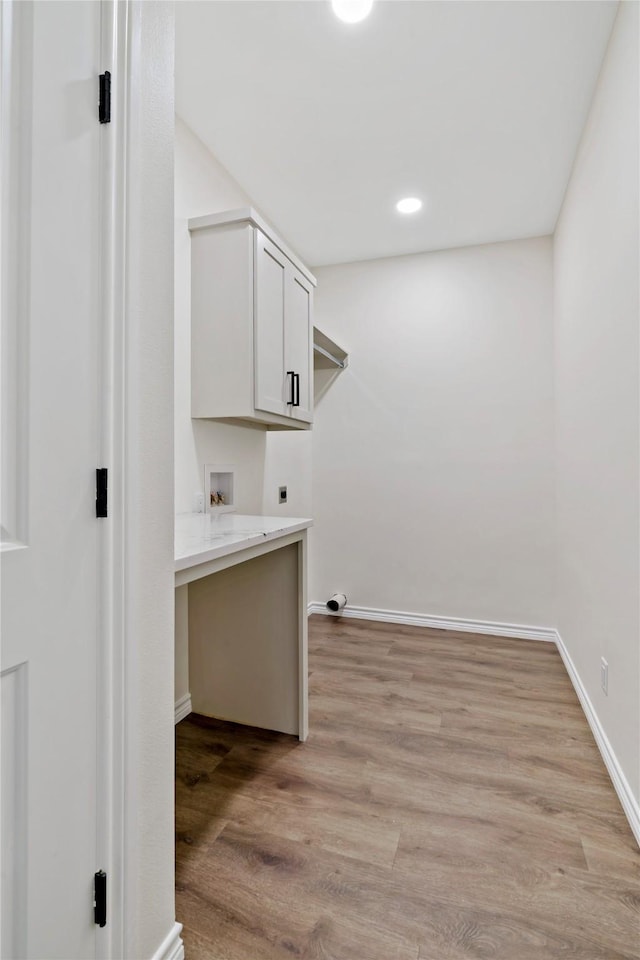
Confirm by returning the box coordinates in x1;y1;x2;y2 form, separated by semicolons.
175;513;312;572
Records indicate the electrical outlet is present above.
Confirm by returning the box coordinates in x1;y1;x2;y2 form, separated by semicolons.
278;486;287;504
600;657;608;695
194;492;205;514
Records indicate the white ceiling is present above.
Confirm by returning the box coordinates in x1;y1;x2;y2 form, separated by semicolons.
176;1;618;267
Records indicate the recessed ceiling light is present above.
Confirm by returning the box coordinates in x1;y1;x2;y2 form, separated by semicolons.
331;0;373;24
396;197;423;214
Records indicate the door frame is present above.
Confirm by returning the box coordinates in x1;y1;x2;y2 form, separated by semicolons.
97;4;179;957
96;2;129;956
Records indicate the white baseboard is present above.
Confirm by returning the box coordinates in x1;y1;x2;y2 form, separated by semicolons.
151;922;184;960
307;602;556;642
174;693;192;725
555;631;640;847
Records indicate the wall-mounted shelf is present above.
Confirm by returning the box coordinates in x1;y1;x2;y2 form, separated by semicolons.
313;327;348;370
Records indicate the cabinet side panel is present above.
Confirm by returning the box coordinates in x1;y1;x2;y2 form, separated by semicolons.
188;546;299;735
191;223;254;418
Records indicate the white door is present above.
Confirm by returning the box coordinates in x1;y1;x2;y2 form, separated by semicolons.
1;2;104;957
285;268;313;424
254;229;287;418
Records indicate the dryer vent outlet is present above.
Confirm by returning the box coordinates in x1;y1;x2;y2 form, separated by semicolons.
327;593;347;613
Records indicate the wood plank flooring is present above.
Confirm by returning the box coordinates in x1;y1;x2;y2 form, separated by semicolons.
176;615;640;960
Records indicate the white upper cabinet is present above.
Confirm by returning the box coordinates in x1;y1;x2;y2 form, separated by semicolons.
189;209;315;429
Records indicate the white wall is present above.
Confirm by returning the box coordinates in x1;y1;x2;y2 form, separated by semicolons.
175;116;314;520
311;237;555;628
554;0;639;811
263;430;313;517
175;117;266;517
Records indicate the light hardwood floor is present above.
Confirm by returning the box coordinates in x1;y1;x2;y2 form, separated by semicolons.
176;615;640;960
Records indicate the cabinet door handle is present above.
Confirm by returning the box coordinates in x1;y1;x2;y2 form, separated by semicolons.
293;373;301;407
287;370;295;405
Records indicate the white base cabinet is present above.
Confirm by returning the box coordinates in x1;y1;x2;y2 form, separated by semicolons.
189;208;315;429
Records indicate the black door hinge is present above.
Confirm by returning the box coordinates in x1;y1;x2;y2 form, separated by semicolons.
96;468;108;518
94;870;107;927
99;71;111;124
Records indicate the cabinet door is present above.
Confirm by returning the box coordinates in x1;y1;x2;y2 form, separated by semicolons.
285;267;313;423
254;229;287;417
